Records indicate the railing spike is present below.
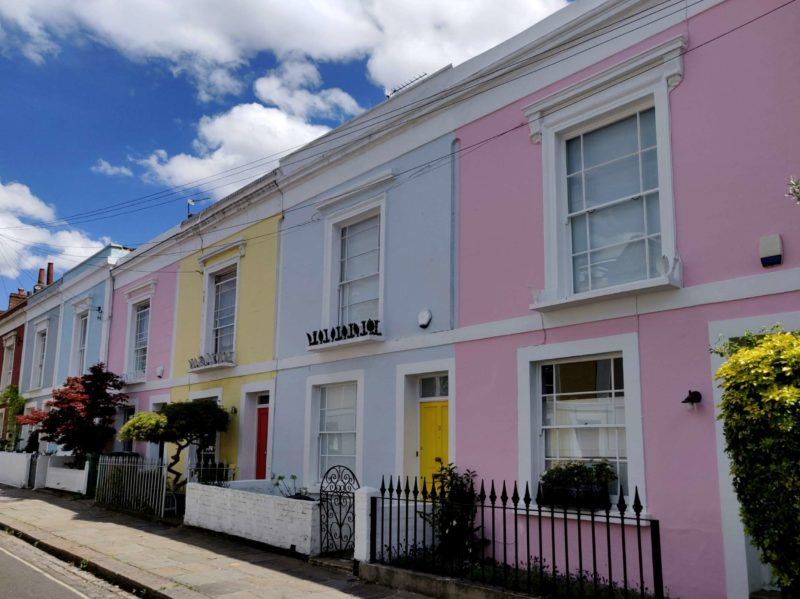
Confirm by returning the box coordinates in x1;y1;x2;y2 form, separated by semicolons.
511;481;520;506
387;476;394;494
430;479;438;501
500;480;508;505
421;477;428;500
380;475;386;495
412;476;419;498
489;480;497;504
396;476;402;498
632;487;643;515
616;486;628;516
404;476;411;499
478;480;486;502
535;482;544;507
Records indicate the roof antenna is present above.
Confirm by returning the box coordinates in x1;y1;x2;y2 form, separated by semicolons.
386;73;428;98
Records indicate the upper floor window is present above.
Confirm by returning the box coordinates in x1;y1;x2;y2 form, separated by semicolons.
567;108;661;294
132;302;150;377
212;269;236;354
1;336;15;389
33;328;47;389
338;215;380;325
524;37;685;309
75;313;89;375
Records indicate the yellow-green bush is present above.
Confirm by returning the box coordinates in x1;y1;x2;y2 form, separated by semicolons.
715;330;800;593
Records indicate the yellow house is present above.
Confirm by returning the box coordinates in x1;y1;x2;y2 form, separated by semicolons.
170;213;279;480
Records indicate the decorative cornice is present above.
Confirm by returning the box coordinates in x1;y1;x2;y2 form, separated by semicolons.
523;36;687;143
315;170;395;212
125;279;157;302
198;238;246;265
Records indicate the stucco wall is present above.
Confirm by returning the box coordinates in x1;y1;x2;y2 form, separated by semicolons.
55;279;106;383
20;304;60;394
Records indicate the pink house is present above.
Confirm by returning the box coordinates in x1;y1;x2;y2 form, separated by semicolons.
453;0;799;597
106;250;179;457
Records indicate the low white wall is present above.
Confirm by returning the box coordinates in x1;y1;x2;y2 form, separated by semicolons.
44;456;90;495
185;482;320;555
34;455;49;489
0;452;31;487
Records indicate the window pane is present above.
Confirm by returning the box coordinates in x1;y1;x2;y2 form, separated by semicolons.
571;214;587;254
420;377;437;398
590;239;647;289
584;154;640;208
613;358;624;390
583;113;638;168
342;250;379;282
542;398;554;426
572;254;589;293
343;218;379;257
647;236;663;278
439;375;449;396
555;359;613;394
566;137;582;175
342;274;379;307
567;175;583;213
642;148;659;191
645;192;660;235
588;198;644;250
639;108;656;149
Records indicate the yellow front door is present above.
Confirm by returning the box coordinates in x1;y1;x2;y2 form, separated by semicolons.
419;400;448;485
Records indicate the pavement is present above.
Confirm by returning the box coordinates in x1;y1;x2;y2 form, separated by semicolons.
0;485;428;599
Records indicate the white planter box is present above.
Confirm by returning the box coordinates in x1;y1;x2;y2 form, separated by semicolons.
185;482;321;555
44;456;90;495
0;452;31;487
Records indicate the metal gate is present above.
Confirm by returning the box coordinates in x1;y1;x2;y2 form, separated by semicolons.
319;465;360;556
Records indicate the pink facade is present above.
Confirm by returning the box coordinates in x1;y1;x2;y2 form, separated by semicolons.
454;1;800;598
107;263;178;415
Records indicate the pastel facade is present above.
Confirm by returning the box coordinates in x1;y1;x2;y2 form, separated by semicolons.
0;289;28;448
273;134;457;488
452;1;800;597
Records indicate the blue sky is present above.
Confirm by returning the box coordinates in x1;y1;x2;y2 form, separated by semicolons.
0;0;564;296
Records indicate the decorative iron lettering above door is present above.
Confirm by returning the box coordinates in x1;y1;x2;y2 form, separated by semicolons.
306;319;381;347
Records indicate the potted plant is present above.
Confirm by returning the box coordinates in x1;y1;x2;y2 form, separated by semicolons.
273;474;314;500
540;461;617;511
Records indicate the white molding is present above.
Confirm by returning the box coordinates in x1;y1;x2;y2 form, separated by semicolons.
303;370;365;487
124;279;157;302
522;36;686;142
123;294;153;382
516;333;646;508
69;295;93;313
315;170;395;212
188;387;223;403
197;238;247;265
321;195;386;330
275;268;800;370
29;321;50;391
708;311;800;598
238;379;277;480
394;358;456;477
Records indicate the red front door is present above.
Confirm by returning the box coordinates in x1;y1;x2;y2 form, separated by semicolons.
255;407;269;479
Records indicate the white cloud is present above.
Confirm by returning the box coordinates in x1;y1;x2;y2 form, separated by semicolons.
0;179;108;279
90;158;133;177
138;103;330;198
254;60;362;120
0;0;566;98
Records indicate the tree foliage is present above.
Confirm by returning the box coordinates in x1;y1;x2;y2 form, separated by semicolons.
16;364;128;463
1;384;26;451
715;329;800;593
119;399;229;491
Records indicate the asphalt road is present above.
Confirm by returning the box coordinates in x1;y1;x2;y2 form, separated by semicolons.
0;532;136;599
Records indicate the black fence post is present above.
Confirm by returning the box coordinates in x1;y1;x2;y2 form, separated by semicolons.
650;520;664;599
370;496;377;563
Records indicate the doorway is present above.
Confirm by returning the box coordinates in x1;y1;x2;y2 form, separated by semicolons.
418;374;449;483
255;393;269;479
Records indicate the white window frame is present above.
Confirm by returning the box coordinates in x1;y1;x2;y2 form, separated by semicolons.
131;301;150;378
30;320;49;390
524;36;685;310
321;196;386;333
304;370;365;487
199;256;241;360
72;311;90;376
123;280;156;383
517;333;646;509
1;333;15;389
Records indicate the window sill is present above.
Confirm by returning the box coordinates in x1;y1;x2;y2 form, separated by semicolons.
122;373;146;385
306;334;383;352
520;506;652;524
531;275;681;312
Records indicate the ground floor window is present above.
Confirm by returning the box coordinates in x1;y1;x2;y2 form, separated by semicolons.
540;355;627;495
318;382;357;479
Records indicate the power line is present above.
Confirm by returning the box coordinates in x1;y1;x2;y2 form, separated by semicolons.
0;0;703;232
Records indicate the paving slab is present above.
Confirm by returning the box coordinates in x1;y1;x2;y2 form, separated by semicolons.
0;485;430;599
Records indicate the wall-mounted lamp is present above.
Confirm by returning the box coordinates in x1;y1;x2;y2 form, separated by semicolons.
229;406;238;415
156;365;164;378
682;390;702;411
95;306;103;321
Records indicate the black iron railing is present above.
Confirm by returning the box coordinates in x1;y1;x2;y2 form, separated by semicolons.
369;476;664;599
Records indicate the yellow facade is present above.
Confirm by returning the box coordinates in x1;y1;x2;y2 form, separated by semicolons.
171;216;280;466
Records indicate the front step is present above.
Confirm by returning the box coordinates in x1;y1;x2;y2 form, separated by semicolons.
309;556;356;576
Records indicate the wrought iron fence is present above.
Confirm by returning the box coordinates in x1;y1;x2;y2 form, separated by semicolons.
369;475;664;599
95;455;167;518
188;460;237;487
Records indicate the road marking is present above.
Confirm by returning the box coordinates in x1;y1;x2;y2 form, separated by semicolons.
0;544;91;599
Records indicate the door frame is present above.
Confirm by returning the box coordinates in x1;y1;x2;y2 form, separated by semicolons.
238;379;276;481
394;358;455;476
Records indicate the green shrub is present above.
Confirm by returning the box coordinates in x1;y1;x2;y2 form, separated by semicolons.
715;329;800;593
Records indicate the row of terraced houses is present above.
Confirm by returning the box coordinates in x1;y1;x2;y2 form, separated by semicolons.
0;1;798;596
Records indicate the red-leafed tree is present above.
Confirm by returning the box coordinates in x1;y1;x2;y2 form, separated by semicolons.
17;363;128;464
